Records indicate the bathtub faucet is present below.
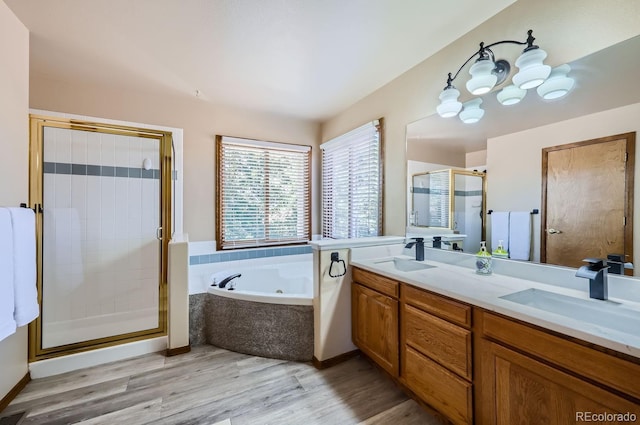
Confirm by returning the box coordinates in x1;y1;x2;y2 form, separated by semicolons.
218;273;241;289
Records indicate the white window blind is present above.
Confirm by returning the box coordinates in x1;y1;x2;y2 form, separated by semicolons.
427;171;450;227
217;136;311;249
321;119;382;239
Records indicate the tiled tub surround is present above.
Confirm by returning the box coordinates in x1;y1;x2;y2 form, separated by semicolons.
188;246;312;293
42;126;161;348
189;251;314;361
189;244;312;266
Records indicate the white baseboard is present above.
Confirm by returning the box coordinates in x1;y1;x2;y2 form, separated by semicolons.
29;336;168;378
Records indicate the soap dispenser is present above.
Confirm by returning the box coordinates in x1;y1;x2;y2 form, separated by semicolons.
475;241;492;275
492;240;509;259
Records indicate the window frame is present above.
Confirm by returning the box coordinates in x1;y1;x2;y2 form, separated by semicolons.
215;135;312;250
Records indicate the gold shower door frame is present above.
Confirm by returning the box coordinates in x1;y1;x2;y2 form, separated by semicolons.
28;115;172;361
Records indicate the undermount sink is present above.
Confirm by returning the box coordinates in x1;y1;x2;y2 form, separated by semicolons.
500;288;640;334
374;257;436;272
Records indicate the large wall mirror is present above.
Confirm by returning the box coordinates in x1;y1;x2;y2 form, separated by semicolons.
405;35;640;274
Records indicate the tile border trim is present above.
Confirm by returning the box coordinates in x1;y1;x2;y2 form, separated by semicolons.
43;161;178;180
189;245;312;265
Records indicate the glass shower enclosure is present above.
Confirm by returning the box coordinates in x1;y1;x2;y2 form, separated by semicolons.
28;116;172;360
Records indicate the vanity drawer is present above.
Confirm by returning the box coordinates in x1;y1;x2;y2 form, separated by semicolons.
353;267;398;298
403;345;472;425
402;283;471;328
403;304;472;380
480;311;640;401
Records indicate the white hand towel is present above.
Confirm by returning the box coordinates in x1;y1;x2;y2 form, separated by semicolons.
0;208;17;341
8;207;39;326
490;212;510;253
509;211;532;261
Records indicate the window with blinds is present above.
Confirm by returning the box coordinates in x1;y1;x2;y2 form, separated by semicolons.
216;136;311;249
321;119;383;239
426;170;450;228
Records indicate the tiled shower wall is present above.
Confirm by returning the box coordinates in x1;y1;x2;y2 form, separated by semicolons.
454;175;483;252
42;126;159;348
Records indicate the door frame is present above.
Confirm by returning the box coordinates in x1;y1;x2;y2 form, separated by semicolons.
28;115;173;361
540;132;635;266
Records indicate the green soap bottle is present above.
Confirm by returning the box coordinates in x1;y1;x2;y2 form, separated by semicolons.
492;240;509;258
476;241;492;275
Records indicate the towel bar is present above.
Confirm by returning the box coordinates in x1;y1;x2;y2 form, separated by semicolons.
19;203;42;213
487;209;539;215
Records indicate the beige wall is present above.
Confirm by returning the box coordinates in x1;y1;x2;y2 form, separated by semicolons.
29;77;321;242
466;150;487;169
321;0;640;236
0;0;29;403
487;102;640;265
406;139;466;167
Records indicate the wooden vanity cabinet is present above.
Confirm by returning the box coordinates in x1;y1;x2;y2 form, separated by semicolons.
351;266;640;425
475;310;640;424
351;267;399;376
400;283;473;425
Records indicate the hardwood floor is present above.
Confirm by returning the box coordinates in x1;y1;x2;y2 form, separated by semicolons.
1;345;442;425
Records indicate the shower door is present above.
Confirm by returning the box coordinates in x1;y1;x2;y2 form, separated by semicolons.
453;172;485;253
28;116;172;360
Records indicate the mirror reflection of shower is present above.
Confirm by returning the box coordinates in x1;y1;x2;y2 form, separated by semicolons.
410;169;485;252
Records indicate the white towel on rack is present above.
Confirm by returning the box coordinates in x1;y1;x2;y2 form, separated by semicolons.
8;207;39;327
509;211;531;261
490;211;510;253
0;208;17;342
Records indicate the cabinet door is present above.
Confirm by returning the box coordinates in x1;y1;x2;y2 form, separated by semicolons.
484;341;640;424
352;283;399;376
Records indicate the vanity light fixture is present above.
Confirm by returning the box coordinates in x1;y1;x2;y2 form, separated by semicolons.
536;64;575;100
497;84;527;105
437;30;573;123
459;98;484;124
436;85;462;117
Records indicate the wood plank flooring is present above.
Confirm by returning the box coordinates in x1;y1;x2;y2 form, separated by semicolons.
1;345;442;425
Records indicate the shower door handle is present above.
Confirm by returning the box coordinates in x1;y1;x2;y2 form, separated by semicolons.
156;226;163;240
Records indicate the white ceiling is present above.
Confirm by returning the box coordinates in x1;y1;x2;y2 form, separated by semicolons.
5;0;516;121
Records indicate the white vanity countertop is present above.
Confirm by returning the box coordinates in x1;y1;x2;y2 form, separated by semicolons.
351;255;640;359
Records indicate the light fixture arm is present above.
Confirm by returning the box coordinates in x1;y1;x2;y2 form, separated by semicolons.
443;30;537;88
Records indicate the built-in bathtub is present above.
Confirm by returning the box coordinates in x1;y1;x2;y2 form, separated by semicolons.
208;258;313;305
189;253;314;361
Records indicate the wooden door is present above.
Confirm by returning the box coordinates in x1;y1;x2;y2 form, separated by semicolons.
351;283;399;376
542;133;634;268
485;342;640;425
